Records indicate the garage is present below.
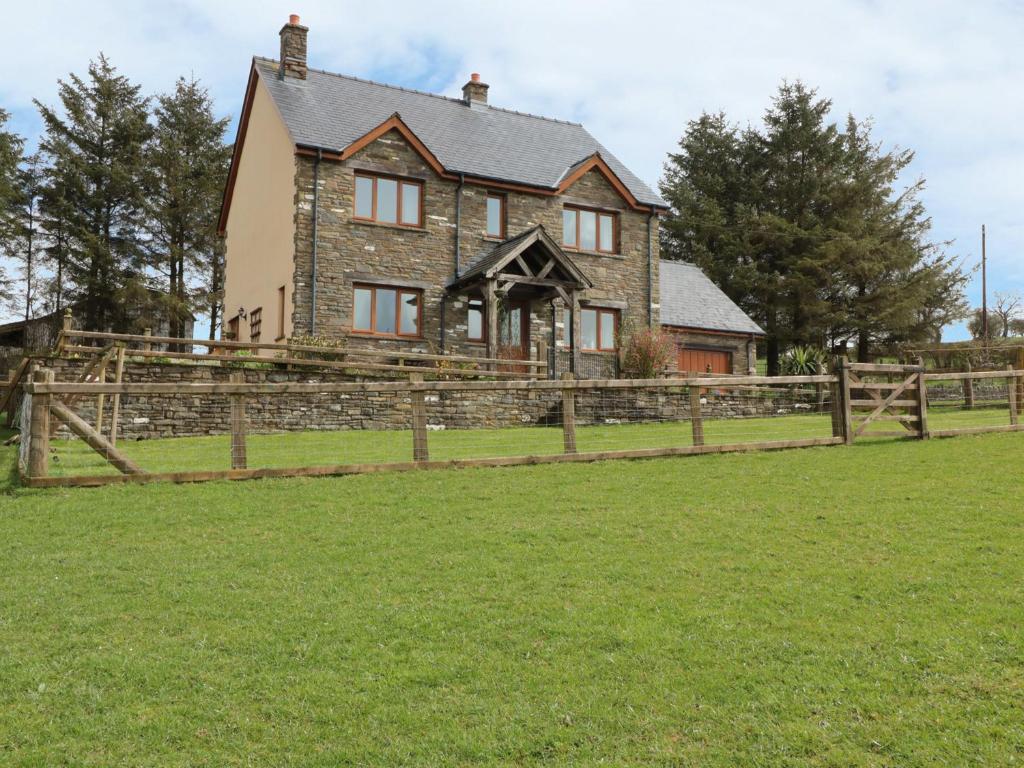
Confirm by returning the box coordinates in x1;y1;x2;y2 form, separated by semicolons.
677;347;733;375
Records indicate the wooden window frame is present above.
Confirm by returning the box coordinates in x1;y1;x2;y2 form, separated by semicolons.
353;172;424;228
580;307;619;352
226;315;240;341
276;285;286;341
467;298;486;342
485;193;506;239
351;283;424;339
562;205;618;254
249;307;262;344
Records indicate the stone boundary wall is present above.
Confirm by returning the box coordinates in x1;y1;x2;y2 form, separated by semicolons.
39;358;822;441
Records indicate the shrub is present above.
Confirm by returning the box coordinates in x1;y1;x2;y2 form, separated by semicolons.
782;345;827;375
287;335;347;361
621;328;676;379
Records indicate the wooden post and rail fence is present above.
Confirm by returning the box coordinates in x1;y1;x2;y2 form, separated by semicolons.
15;355;1024;489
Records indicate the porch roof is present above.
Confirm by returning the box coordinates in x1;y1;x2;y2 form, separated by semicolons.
449;225;593;295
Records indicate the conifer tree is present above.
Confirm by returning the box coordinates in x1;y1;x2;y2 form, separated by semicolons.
0;108;25;302
146;76;231;340
34;54;152;332
660;81;968;369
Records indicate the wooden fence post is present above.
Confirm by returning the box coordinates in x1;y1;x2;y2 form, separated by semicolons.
537;338;548;381
109;344;126;446
409;373;429;462
1008;364;1019;427
55;309;72;353
829;358;842;438
142;328;152;353
963;358;974;409
1016;349;1024;414
561;371;576;454
916;357;930;439
27;369;53;478
838;355;854;445
94;365;107;434
689;385;705;447
229;371;247;470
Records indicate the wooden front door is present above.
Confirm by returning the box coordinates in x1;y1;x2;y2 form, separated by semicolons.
678;347;732;375
498;301;530;371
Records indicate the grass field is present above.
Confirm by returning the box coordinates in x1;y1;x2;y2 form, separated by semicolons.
2;422;1023;766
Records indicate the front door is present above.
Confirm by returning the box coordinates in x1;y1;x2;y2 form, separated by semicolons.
498;300;530;370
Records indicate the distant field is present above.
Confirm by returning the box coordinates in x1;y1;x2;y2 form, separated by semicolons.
2;425;1023;766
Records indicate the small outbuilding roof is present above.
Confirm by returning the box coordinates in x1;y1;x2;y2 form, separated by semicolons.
659;260;765;336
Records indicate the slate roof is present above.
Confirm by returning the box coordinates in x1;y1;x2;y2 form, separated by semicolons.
659;260;765;335
254;58;666;208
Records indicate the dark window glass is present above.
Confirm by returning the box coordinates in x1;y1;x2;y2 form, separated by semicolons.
374;288;397;333
599;214;614;252
400;183;420;225
399;291;419;335
376;178;398;224
355;176;374;219
562;209;577;247
353;287;372;330
468;299;484;340
486;195;503;237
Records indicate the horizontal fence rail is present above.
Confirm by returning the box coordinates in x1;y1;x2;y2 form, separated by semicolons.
55;326;548;379
20;370;845;488
15;358;1024;489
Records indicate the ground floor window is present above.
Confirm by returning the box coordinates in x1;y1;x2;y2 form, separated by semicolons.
249;307;262;343
468;298;484;341
352;284;422;337
563;306;619;351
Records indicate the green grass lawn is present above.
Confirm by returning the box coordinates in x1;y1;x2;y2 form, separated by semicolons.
2;423;1023;766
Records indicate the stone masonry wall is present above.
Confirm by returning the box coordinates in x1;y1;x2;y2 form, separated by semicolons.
40;359;818;441
290;129;659;363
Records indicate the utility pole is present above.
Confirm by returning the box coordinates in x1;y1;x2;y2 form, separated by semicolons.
982;224;988;344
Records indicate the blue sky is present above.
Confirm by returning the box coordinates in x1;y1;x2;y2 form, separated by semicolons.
3;0;1022;339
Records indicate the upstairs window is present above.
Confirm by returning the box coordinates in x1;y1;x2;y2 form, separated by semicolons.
354;173;423;227
562;206;617;253
352;284;422;337
485;194;505;238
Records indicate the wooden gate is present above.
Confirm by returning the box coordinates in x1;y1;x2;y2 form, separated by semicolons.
838;360;927;442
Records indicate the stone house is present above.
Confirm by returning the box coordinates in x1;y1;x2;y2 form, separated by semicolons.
219;16;763;376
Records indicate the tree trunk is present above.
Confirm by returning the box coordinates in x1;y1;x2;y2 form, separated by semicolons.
766;304;780;376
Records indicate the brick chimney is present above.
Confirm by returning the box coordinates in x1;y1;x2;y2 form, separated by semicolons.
462;73;489;105
279;14;308;80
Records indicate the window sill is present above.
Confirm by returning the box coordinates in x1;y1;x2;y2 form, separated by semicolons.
353;219;428;234
350;331;426;342
562;248;625;260
482;235;506;242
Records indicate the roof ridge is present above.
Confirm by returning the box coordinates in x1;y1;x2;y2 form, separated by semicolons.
253;57;582;127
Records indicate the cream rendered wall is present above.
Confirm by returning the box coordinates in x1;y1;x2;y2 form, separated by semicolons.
223;75;296;344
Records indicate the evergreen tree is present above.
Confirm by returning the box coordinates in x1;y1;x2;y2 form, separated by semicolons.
34;54;152;332
0;108;25;302
6;153;46;321
146;77;231;340
660;81;968;369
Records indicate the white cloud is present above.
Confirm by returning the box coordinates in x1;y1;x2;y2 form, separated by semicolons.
4;0;1023;338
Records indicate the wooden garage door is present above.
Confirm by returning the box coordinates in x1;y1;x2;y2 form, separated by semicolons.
677;348;732;375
